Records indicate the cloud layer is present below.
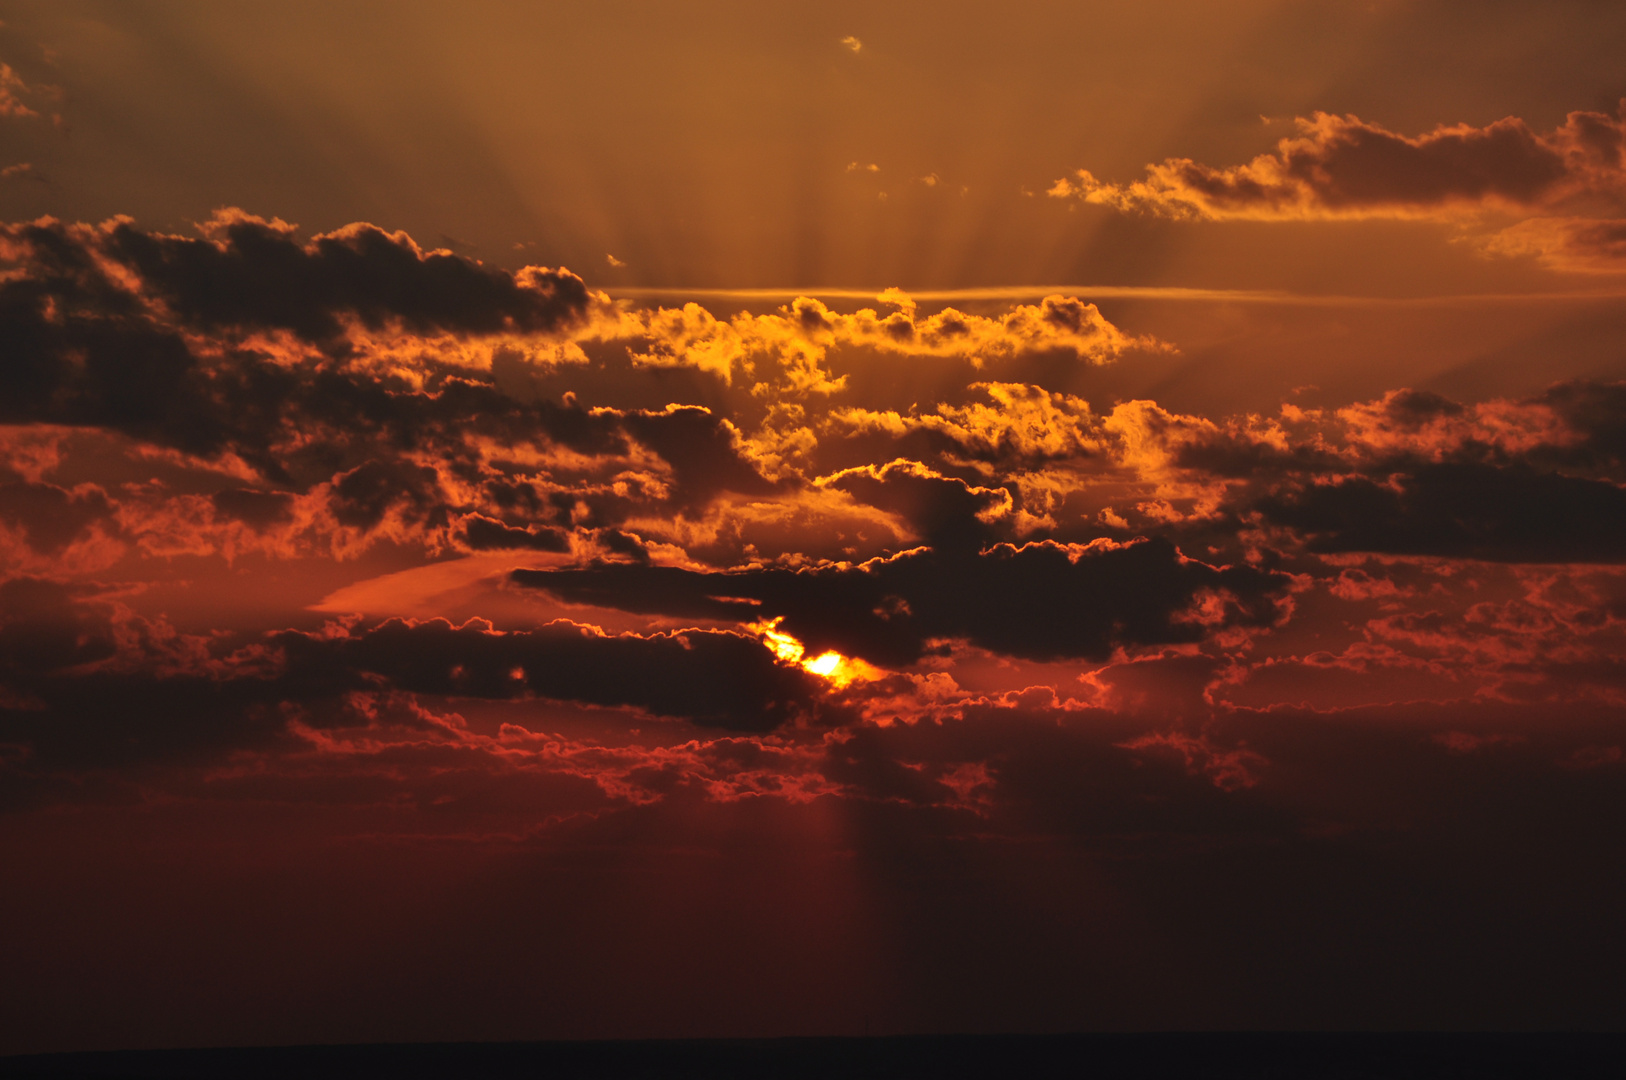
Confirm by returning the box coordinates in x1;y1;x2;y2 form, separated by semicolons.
2;211;1625;1040
1052;103;1626;271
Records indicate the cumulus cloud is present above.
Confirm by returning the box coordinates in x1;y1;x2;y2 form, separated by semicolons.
602;291;1157;396
1162;382;1626;563
1051;102;1626;271
35;209;593;340
1051;105;1626;221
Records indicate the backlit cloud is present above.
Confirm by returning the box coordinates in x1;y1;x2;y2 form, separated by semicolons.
5;207;1626;1042
1051;105;1626;222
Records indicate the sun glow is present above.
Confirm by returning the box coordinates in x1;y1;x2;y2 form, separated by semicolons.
755;618;807;664
750;618;881;688
804;651;842;677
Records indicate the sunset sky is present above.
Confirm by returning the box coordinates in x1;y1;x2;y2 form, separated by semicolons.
3;1;1626;1053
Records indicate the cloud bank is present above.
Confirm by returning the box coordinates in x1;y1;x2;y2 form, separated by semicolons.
2;210;1625;1041
1052;103;1626;270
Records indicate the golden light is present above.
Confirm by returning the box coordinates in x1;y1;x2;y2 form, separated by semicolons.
753;617;807;664
749;618;882;688
804;651;842;677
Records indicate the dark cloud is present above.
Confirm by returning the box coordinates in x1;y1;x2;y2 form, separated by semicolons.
0;213;599;470
595;527;651;562
0;600;824;784
1253;462;1626;563
0;480;115;552
210;487;295;528
1121;381;1626;565
0;213;803;558
329;460;446;531
826;460;1010;550
279;618;819;732
1538;380;1626;473
514;536;1291;666
621;405;779;507
459;514;570;553
0;263;220;453
104;211;590;341
1254;114;1565;207
0;577;116;674
1053;104;1626;220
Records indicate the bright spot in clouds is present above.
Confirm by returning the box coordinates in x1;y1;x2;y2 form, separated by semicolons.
753;617;806;664
751;618;878;687
840;36;861;53
804;651;842;677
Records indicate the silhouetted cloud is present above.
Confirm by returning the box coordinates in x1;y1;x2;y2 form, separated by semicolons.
0;480;115;552
458;514;570;553
275;617;822;732
514;536;1291;666
105;210;592;340
1254;462;1626;563
0;590;827;780
1051;105;1626;221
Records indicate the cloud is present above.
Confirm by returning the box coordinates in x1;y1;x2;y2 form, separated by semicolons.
600;291;1157;398
1477;216;1626;272
1024;380;1626;565
1252;462;1626;563
0;577;116;674
0;63;40;119
103;210;592;340
828;381;1109;467
0;210;1177;581
0;591;829;783
0;212;597;471
0;479;115;553
1052;103;1626;224
457;513;570;553
513;535;1291;667
822;459;1013;549
210;487;296;529
276;617;823;732
7;208;1626;866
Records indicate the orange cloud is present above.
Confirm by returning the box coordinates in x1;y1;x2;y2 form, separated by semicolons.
590;291;1160;397
0;63;41;119
1477;216;1626;272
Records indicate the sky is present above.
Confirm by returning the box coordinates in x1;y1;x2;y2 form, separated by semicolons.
3;0;1626;1053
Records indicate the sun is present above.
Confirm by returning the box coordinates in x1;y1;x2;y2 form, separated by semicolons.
749;618;881;688
804;651;842;677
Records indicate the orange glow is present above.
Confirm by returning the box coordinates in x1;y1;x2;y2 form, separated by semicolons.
804;651;842;677
750;618;881;688
752;617;807;664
